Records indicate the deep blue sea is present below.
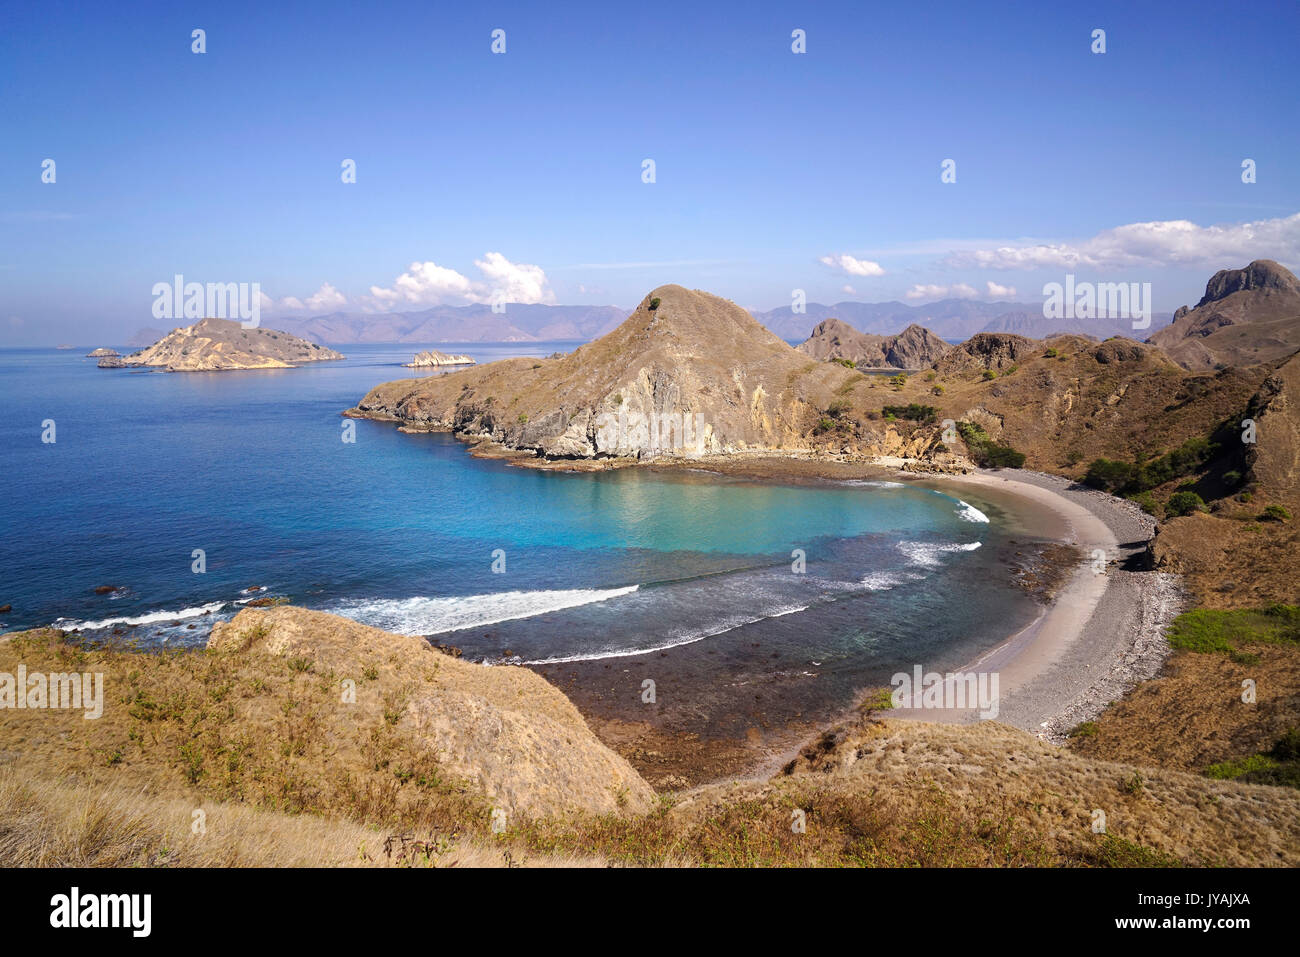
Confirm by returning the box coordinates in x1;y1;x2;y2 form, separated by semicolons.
0;343;1041;735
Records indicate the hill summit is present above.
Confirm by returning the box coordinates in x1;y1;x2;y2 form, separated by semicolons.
351;285;847;458
1150;259;1300;370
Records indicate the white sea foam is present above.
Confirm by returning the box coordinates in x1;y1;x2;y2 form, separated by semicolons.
956;500;990;523
841;479;906;488
897;540;982;568
53;601;228;631
331;585;639;636
859;571;906;590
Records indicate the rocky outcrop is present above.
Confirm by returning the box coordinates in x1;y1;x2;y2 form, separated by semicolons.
404;350;476;368
1242;350;1300;497
97;355;126;368
117;318;344;372
86;348;118;358
934;332;1038;376
1150;260;1300;370
350;285;851;460
207;605;654;818
797;319;951;369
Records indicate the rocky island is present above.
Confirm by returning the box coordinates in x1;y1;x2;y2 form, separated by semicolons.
110;317;345;372
86;347;119;358
404;349;476;368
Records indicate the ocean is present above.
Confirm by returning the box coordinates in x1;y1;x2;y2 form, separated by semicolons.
0;342;1042;736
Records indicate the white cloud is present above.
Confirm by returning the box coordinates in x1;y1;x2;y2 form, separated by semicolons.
368;253;555;307
942;212;1300;270
820;254;886;277
370;261;476;305
304;282;346;312
905;283;977;301
261;282;347;315
841;284;856;295
985;280;1017;297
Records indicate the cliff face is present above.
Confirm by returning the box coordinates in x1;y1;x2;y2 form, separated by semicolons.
351;285;850;459
1150;260;1300;371
796;319;951;369
120;318;344;371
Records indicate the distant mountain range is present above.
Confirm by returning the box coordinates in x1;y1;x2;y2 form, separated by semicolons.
242;297;1174;348
269;304;628;345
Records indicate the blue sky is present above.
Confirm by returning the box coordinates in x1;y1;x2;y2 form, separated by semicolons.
2;0;1298;344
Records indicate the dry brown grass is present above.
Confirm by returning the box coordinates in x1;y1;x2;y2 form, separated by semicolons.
6;616;1299;867
0;772;607;868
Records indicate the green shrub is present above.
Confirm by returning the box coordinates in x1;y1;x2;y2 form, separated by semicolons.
956;421;1026;469
1044;348;1058;358
1165;491;1205;517
1084;458;1133;493
1261;504;1291;522
1068;721;1098;739
648;297;661;310
881;403;937;422
833;357;855;369
981;370;996;381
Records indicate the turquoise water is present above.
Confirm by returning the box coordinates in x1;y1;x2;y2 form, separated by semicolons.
0;344;1039;733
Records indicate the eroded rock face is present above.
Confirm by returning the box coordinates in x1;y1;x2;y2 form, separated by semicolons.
351;285;852;460
207;606;654;818
86;347;119;357
1243;350;1300;497
119;318;345;371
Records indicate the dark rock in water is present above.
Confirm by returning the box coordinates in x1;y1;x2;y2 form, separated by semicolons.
97;355;127;368
93;585;118;594
0;604;11;613
245;596;285;607
431;642;463;658
246;585;265;592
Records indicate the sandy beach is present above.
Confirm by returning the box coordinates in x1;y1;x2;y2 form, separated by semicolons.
896;469;1186;740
